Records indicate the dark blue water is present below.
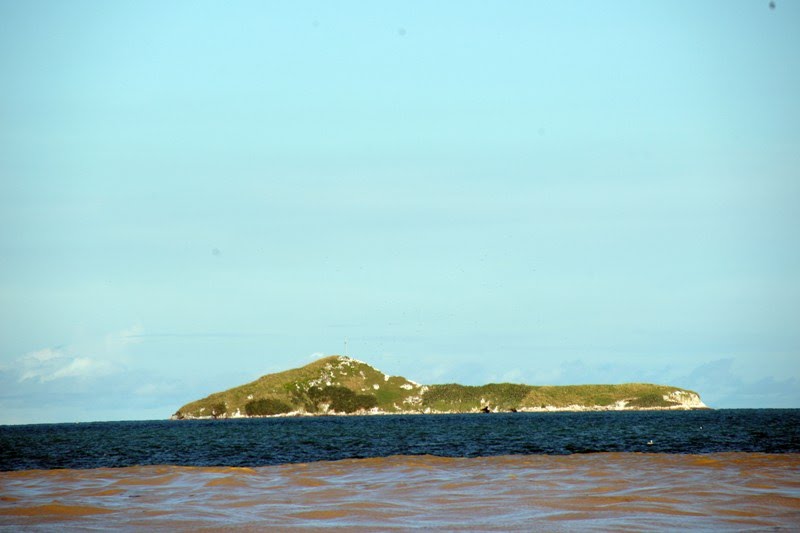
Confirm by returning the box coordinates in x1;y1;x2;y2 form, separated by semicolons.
1;410;798;471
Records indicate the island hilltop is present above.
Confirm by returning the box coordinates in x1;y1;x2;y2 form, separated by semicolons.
172;356;707;419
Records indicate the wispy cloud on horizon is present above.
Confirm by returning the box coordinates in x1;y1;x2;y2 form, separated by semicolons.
16;347;115;384
673;358;800;408
12;325;144;384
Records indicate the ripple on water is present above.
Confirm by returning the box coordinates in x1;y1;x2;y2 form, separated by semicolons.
1;453;799;530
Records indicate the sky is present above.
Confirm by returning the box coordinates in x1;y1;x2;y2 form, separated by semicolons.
1;1;798;424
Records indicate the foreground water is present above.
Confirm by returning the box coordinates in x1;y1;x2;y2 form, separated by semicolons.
2;453;799;530
1;410;799;530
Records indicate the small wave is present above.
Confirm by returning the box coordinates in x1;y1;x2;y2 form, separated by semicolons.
1;503;114;517
1;453;798;530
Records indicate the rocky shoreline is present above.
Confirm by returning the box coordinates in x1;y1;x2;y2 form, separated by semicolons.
172;397;709;420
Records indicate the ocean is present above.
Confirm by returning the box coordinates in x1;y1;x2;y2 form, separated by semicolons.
2;409;799;530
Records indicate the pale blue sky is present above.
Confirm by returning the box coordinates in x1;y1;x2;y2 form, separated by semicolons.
1;1;798;423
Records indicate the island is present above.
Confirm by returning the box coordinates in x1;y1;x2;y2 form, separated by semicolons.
172;356;707;419
170;355;708;420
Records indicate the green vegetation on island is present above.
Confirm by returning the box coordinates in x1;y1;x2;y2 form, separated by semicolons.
172;355;706;419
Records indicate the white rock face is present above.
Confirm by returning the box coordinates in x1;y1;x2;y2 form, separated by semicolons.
664;390;707;409
403;395;423;406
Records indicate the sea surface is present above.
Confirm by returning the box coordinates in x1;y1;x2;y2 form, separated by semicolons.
2;410;799;530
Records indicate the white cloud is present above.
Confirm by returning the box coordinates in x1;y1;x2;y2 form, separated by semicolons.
48;357;104;382
25;348;62;362
17;348;113;383
15;324;142;384
17;347;66;382
309;352;326;359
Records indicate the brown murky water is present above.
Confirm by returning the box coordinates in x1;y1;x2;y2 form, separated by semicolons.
2;453;799;531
